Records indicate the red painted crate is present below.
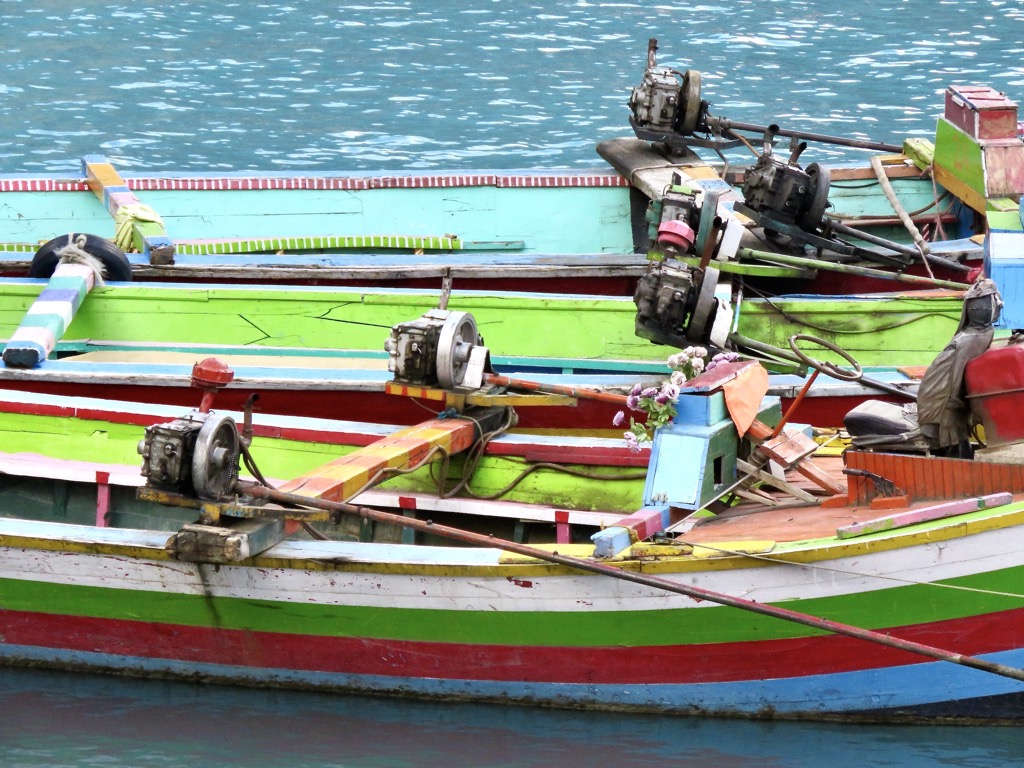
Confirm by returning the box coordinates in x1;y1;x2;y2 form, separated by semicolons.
944;85;1019;140
966;345;1024;446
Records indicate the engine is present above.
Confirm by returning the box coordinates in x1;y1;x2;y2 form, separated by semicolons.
740;153;831;232
384;309;489;390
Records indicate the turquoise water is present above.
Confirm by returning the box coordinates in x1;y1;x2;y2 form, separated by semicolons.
0;0;1022;174
0;669;1021;768
1;1;1024;765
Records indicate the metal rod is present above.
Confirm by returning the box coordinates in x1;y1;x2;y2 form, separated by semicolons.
826;220;972;275
712;117;903;153
483;373;632;405
238;481;1024;684
772;369;820;438
736;247;968;290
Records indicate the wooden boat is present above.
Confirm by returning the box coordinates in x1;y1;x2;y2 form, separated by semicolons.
3;309;1024;723
6;40;1024;397
0;160;649;295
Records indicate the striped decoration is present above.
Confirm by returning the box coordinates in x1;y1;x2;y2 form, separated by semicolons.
173;234;463;256
0;172;630;195
1;262;96;368
125;172;629;192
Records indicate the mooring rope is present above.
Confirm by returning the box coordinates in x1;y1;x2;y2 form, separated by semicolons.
870;154;936;278
54;234;107;287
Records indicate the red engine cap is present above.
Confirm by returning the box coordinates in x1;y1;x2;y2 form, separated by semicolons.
191;357;235;389
657;219;696;251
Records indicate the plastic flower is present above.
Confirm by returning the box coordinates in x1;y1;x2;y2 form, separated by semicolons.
623;431;641;454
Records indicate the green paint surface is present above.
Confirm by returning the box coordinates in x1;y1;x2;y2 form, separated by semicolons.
737;293;963;367
0;281;668;364
0;410;648;514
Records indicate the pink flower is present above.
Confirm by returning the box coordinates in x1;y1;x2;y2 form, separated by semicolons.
641;387;658;398
626;394;640;411
612;410;626;426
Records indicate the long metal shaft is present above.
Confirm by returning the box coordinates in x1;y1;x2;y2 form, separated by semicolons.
737;247;967;290
483;373;631;405
711;117;903;153
239;481;1024;685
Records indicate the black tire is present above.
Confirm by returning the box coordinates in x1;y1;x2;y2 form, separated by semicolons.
30;233;133;282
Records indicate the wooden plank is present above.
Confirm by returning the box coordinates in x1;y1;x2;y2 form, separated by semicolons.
836;492;1013;538
81;155;173;260
736;458;816;503
591;505;671;557
595;137;731;202
276;418;480;503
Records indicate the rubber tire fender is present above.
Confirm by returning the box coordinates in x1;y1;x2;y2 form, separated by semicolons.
30;233;133;282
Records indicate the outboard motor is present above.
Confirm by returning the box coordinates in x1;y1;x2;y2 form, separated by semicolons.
384;308;490;390
634;263;732;349
737;129;832;234
628;39;708;151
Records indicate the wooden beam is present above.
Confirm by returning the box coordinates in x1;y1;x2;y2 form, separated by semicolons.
277;417;482;503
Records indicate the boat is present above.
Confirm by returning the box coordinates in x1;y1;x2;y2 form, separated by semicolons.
0;39;1012;308
2;280;1024;723
3;45;1021;396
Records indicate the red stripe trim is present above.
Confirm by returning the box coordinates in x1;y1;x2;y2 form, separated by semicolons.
4;607;1023;684
0;179;91;193
0;174;629;195
120;174;629;192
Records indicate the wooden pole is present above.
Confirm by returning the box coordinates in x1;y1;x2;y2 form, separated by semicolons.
2;259;100;368
483;373;632;405
239;480;1024;685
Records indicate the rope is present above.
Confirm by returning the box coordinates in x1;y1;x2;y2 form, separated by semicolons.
870;155;935;278
114;203;164;252
54;234;107;287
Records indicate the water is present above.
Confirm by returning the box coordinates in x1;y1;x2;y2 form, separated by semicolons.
0;0;1021;174
1;1;1024;765
0;669;1021;768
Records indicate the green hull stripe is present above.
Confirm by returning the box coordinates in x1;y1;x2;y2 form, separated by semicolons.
4;564;1023;646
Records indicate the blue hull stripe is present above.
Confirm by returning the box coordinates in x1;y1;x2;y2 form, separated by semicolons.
3;644;1022;718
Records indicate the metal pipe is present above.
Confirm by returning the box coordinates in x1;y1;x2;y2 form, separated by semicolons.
483;373;631;405
736;247;968;290
238;480;1024;685
711;117;903;153
826;220;972;274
